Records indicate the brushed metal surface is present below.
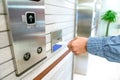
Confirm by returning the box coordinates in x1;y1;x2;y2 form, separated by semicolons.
76;1;93;37
6;0;46;75
74;0;94;75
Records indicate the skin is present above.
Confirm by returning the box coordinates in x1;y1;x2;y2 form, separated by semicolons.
67;36;88;55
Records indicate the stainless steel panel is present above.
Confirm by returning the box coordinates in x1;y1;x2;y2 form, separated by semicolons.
74;0;94;75
76;1;93;37
51;30;62;52
6;0;46;75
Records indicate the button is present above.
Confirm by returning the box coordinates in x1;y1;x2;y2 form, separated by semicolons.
23;52;31;61
26;12;36;25
37;47;42;54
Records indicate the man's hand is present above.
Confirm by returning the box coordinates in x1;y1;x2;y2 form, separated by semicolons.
67;37;88;55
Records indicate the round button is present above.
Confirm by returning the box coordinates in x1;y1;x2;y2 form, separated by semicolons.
37;47;42;54
23;52;31;61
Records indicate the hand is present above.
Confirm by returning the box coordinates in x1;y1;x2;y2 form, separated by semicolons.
67;36;88;55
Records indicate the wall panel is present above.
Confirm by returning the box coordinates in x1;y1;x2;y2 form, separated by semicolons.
0;15;7;31
0;32;10;48
0;60;15;79
46;21;74;33
45;4;74;15
0;47;12;64
45;0;75;9
45;15;74;24
0;0;4;14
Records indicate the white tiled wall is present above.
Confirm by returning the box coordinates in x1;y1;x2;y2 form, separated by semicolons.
0;15;7;31
0;0;75;80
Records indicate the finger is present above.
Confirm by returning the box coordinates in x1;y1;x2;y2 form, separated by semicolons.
67;39;74;48
67;45;73;50
67;38;78;50
67;42;71;48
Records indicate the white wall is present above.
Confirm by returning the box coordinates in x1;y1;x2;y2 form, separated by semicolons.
87;0;120;80
0;0;75;80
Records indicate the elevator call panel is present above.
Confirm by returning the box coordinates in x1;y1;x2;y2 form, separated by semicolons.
6;0;46;75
